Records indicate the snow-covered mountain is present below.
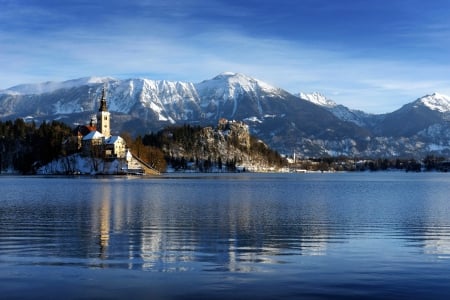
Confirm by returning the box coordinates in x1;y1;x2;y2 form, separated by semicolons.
196;72;288;120
0;72;291;124
373;93;450;137
2;73;450;158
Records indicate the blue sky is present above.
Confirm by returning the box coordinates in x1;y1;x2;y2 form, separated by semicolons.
1;0;450;113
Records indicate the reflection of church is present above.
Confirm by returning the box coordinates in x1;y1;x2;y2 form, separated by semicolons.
74;88;127;158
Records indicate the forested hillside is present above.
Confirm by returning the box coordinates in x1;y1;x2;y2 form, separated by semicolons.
0;119;73;173
142;122;287;172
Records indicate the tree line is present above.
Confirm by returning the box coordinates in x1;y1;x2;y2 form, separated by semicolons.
291;155;450;172
120;132;167;173
0;119;72;173
3;118;450;174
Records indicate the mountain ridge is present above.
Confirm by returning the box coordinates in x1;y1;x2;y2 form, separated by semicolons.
3;75;450;116
2;73;450;158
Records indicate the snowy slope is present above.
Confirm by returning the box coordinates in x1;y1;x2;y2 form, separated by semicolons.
195;72;286;119
0;77;202;123
416;93;450;112
196;72;280;98
104;78;200;122
298;92;336;108
1;73;284;122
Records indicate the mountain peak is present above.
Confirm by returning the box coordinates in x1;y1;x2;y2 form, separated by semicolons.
212;72;263;85
198;72;279;95
417;92;450;112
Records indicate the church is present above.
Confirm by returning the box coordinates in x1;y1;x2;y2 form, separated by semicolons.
76;88;127;159
64;87;159;175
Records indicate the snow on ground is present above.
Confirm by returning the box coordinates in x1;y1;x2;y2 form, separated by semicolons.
37;154;128;175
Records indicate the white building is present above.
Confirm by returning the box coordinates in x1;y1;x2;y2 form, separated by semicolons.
82;130;105;155
81;88;127;159
105;136;127;158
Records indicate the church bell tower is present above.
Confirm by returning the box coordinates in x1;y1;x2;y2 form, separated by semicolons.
97;87;111;137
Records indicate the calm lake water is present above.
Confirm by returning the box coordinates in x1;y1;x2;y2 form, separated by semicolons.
1;172;450;299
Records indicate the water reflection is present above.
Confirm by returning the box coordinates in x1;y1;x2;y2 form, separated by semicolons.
74;177;336;272
422;228;450;258
4;174;450;299
394;178;450;259
2;174;450;273
97;187;111;259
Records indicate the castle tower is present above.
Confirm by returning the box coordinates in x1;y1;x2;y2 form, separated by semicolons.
97;87;111;137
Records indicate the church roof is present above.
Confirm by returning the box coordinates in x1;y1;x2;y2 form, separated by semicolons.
105;135;124;145
82;131;104;141
73;124;96;137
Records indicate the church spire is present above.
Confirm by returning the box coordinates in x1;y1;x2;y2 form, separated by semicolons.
99;87;107;112
97;86;111;137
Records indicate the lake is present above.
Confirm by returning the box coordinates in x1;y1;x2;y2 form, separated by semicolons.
1;172;450;299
